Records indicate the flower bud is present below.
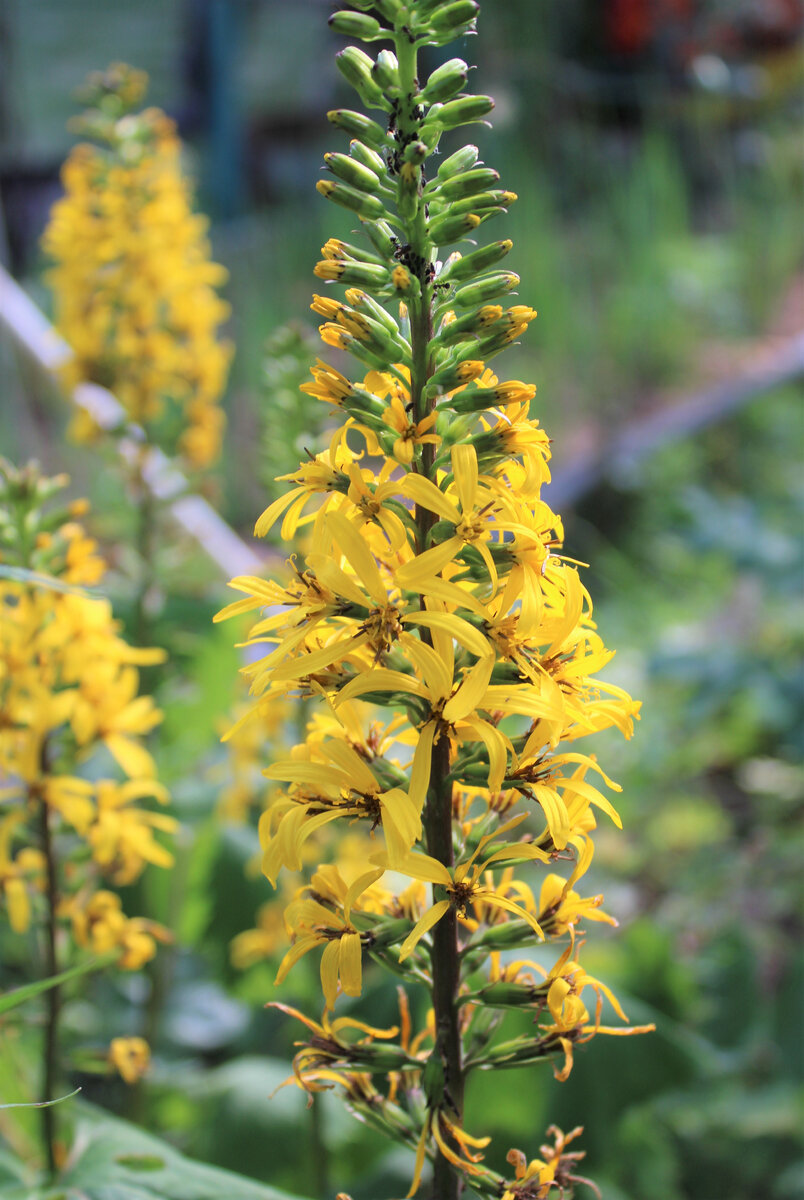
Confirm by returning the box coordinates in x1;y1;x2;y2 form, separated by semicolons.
425;93;494;129
369;916;414;948
437;303;501;343
314;258;391;288
328;11;384;40
345;287;401;335
443;379;536;413
438;239;513;283
397;162;420;221
436;144;479;181
422;57;469;104
429;210;481;246
477;981;537;1008
372;49;400;92
451;271;520;307
349;139;386;175
327;109;388;150
316;178;386;219
320;235;385;266
324;152;381;194
336;47;386;108
446;189;517;215
427;1;480;33
401;139;430;165
434;167;500;200
427;358;485;393
467;918;537;950
363;218;398;259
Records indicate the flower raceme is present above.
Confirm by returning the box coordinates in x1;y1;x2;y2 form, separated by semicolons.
42;63;231;468
0;461;173;1123
218;3;651;1196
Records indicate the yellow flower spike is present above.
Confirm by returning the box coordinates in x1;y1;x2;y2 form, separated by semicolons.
42;75;230;465
215;8;647;1196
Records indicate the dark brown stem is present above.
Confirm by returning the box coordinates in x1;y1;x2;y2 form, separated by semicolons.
37;769;60;1176
410;283;464;1200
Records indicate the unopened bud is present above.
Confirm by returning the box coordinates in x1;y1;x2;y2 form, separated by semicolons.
324;152;381;194
429;210;481;246
426;93;494;129
316;178;386;219
436;144;479;181
435;167;500;201
349;139;385;175
345;288;401;334
428;358;485;393
422;57;469;104
328;10;384;39
336;47;386;107
363;218;397;259
372;49;399;92
401;139;429;165
452;270;520;307
428;1;480;33
327;108;388;149
314;258;390;288
439;239;513;283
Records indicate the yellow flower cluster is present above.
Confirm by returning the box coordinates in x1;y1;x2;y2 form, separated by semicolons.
0;460;173;971
42;64;232;468
218;4;652;1196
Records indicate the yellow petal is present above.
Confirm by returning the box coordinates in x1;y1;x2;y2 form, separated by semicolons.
275;935;319;985
408;722;435;814
380;789;423;861
451;443;478;514
403;612;492;660
269;634;364;683
339;932;363;998
320;938;341;1009
396;538;463;589
254;487;305;538
104;735;155;780
399;475;459;523
5;878;30;934
393;851;452;887
406;1120;430;1198
459;715;509;793
442;655;494;723
336;669;423;706
398;899;450;961
327;511;386;606
403;637;453;702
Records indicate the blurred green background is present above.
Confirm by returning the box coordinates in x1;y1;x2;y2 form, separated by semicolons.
0;2;802;1198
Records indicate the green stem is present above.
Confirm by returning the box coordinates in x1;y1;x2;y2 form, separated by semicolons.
36;751;60;1177
134;455;155;648
397;27;464;1200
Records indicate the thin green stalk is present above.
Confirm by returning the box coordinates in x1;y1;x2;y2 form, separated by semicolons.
36;752;59;1177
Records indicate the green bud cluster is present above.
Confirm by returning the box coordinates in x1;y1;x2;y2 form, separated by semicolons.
314;0;524;408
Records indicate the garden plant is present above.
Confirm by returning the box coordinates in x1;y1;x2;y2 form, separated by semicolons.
218;2;653;1196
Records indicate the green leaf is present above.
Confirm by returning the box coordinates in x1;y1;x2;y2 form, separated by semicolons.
53;1104;309;1200
0;956;116;1015
0;1087;81;1110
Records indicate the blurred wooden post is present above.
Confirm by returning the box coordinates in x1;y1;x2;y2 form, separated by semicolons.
0;264;264;578
208;0;245;218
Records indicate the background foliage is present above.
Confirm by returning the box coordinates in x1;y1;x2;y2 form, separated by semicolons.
0;1;802;1197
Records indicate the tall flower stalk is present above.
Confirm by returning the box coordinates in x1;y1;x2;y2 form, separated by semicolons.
219;4;651;1196
0;461;173;1172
